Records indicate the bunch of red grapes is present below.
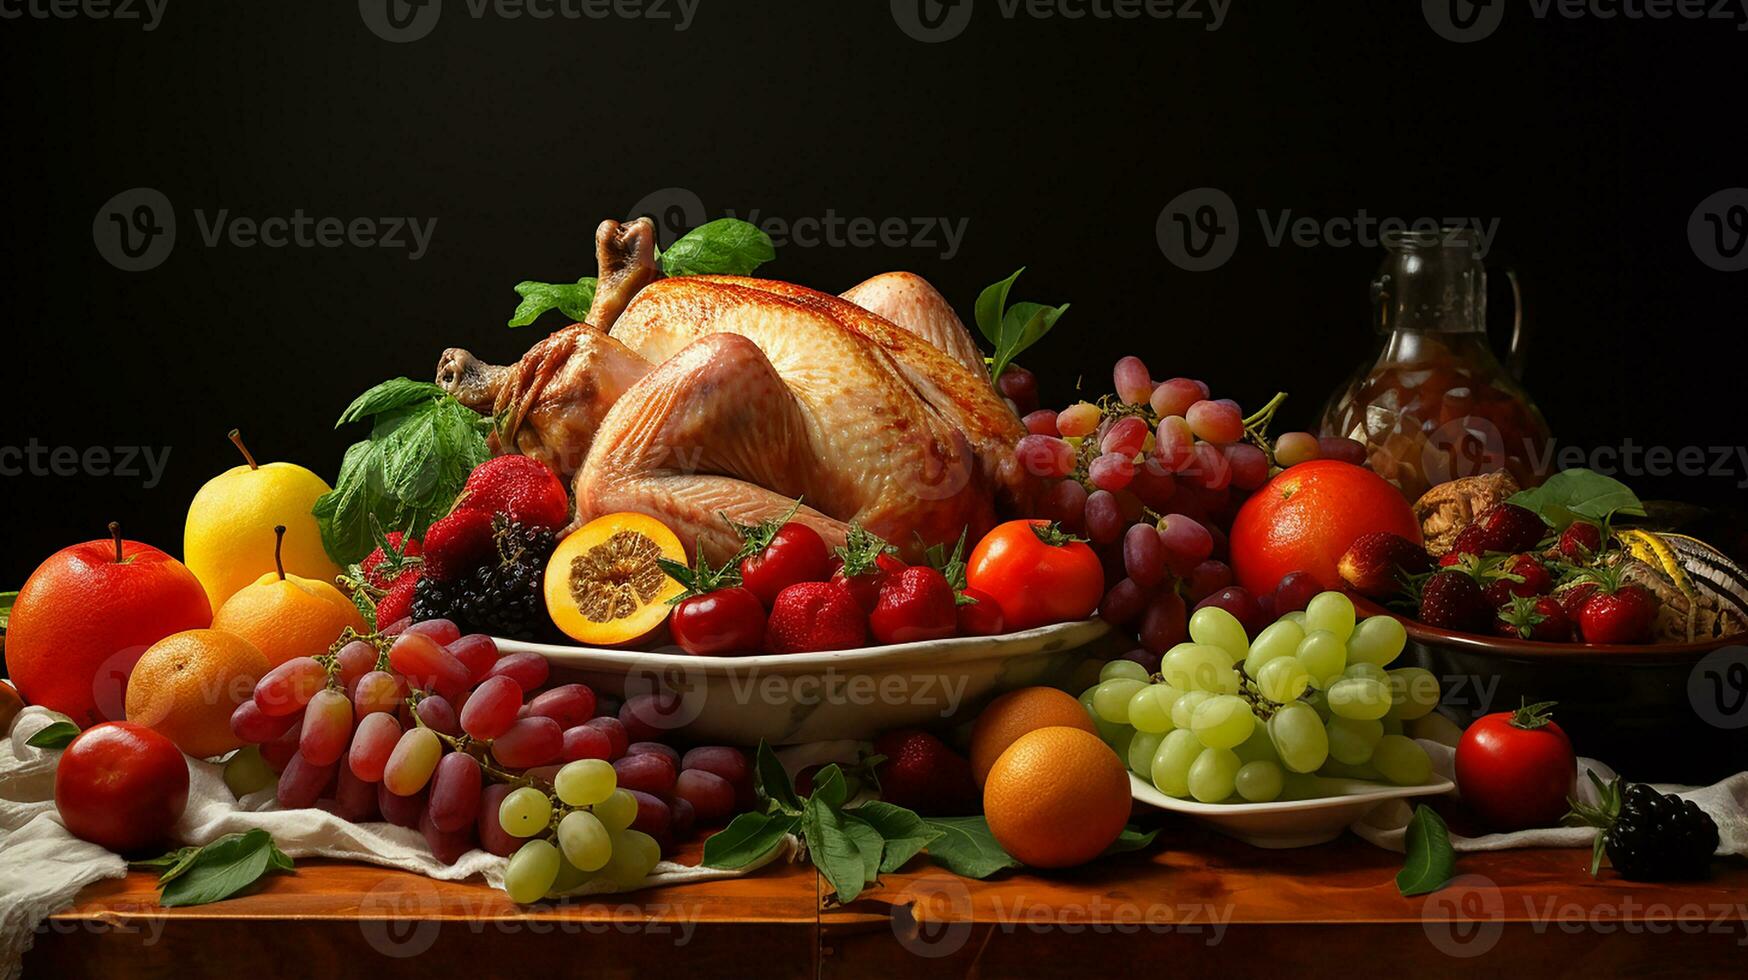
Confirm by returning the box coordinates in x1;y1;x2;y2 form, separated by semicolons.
229;618;753;901
998;358;1366;663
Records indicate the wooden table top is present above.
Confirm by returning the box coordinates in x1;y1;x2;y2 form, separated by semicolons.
31;816;1748;979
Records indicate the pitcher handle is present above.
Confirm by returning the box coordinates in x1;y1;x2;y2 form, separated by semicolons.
1501;268;1527;380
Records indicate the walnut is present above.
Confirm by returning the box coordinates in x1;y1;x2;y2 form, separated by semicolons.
1413;472;1521;556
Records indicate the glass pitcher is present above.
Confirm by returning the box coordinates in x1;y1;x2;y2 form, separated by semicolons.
1319;228;1553;501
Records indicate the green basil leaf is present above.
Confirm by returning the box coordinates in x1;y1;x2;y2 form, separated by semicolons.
658;219;774;278
130;845;201;875
991;300;1069;383
1507;468;1645;531
0;590;17;632
755;741;802;815
158;829;294;908
811;764;849;811
973;268;1024;348
25;721;79;749
804;798;869;903
1103;824;1160;857
508;278;597;328
839;812;886;885
922;816;1021;879
850;801;941;874
703;812;799;870
334;378;443;428
1397;804;1457;897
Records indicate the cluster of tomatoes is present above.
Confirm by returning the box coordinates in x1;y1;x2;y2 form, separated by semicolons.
660;515;1105;656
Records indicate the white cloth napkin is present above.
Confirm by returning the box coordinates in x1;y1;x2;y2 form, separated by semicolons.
1352;738;1748;857
0;707;792;980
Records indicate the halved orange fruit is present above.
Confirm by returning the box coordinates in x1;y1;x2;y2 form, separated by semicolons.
544;513;686;646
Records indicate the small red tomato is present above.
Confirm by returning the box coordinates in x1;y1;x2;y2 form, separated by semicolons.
55;721;190;853
955;586;1006;637
966;520;1104;631
740;523;832;607
670;586;767;656
831;553;907;614
1454;700;1576;832
870;567;958;645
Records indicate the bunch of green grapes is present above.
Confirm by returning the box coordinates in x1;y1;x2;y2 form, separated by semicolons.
1081;591;1440;804
495;758;663;902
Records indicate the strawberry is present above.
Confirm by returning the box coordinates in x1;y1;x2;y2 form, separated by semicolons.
1418;569;1493;633
1556;581;1601;622
1471;503;1547;554
374;569;422;627
870;566;959;645
1575;569;1659;645
1491;554;1553;600
1438;551;1466;568
872;728;980;816
1450;523;1491;558
1494;594;1571;642
1558;521;1604;561
764;581;867;653
421;508;497;581
459;455;570;530
1338;531;1431;598
360;531;423;589
829;523;906;614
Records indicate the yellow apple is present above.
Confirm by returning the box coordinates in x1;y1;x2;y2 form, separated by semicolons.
184;430;340;610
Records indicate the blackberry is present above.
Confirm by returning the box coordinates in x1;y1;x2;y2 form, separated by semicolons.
1568;771;1718;881
409;516;559;640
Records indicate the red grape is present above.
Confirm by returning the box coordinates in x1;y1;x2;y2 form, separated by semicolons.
405;618;461;646
384;728;443;795
1039;478;1089;534
1272;571;1322;614
1138;592;1189;655
1224;443;1270;490
1274;431;1321;468
254;657;327;717
1015;434;1075;478
428;751;482;833
447;634;500;683
476;784;520;856
1190;441;1232;491
1186;399;1244;443
352;670;405;716
377;784;426;828
231;699;297;744
626;741;682;768
276;752;335;810
1023;410;1060;436
331;764;379;822
1100;416;1149;457
1088;453;1136;492
561;724;614;762
260;726;298;773
1150;378;1209;418
1196;586;1266;637
299;689;354;767
997;364;1039;415
1099;577;1151;627
484;652;550;693
680;746;752;791
389;633;470;699
619;694;684;742
675;769;736;825
1113;356;1154;405
1122;523;1168;589
670;796;697;838
1120;647;1163;676
613;752;678;797
626;789;673;839
349;711;402;782
461;675;522;741
493;717;564;769
1155;415;1195;472
1129;459;1178;510
1084;490;1125;545
415;695;460;737
529;684;597;729
1185;560;1235;603
584;717;629;759
420;806;475;865
1318;436;1368;466
1157;515;1214;575
1056;402;1101;437
334;640;379;687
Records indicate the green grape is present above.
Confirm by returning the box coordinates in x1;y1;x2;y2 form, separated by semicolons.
1151;729;1202;797
1093;678;1148;723
1304;591;1356;641
1267;702;1329;773
596;831;661;888
1380;717;1406;737
1341;662;1388;685
554;758;617;807
1326;716;1384;766
504;839;561;904
1282;611;1308;629
1294;630;1347;690
1107;725;1136;757
1304;688;1332;721
1170;690;1214;730
1235;760;1285;802
593;789;638;833
1373;735;1432;785
1347;615;1407;666
1243;620;1305;676
1318;759;1384;781
551;855;591;894
1080;688;1129;743
1188;747;1241;803
1127;683;1181;734
500;786;554;838
1101;659;1151;683
1128;730;1167;776
1234;723;1280;764
1327;677;1391;721
1385;667;1441;720
1189;605;1249;663
557;810;612;872
1255;656;1311;703
223;745;276;798
1161;644;1239;693
1190;695;1256;750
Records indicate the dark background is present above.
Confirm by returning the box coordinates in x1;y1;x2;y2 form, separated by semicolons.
3;0;1745;587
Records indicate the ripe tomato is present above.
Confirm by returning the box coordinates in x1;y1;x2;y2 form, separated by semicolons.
955;587;1006;637
1454;700;1576;832
670;586;767;656
966;521;1104;631
55;721;190;853
740;523;831;607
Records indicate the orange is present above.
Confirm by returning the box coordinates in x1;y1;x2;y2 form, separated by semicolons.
213;569;368;668
124;629;270;758
969;686;1100;785
544;513;686;647
1227;460;1423;596
982;726;1132;869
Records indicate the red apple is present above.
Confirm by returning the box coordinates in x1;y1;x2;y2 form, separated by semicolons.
5;524;211;727
55;721;190;853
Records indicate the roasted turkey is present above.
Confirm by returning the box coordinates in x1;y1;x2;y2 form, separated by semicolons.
437;218;1035;563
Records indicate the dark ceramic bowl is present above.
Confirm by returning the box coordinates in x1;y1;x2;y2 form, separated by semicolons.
1352;598;1748;785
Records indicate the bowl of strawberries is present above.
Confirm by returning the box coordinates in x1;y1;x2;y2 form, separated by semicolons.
1336;469;1748;782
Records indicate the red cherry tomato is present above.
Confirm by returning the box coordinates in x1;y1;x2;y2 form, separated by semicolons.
965;520;1104;631
955;587;1006;637
670;587;767;656
830;553;907;614
740;523;831;607
1454;700;1576;832
55;721;190;853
